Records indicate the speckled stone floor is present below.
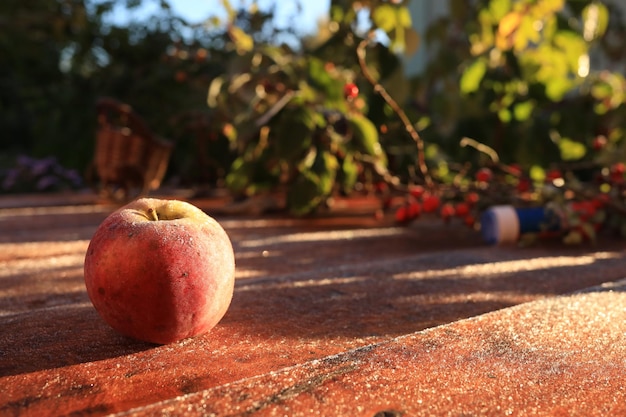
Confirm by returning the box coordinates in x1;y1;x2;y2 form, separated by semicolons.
1;193;625;416
123;279;626;417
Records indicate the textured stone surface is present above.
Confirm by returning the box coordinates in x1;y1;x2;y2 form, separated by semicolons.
123;280;626;417
1;195;626;416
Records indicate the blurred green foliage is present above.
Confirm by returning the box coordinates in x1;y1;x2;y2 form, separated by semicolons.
2;0;626;216
410;0;626;180
213;0;626;214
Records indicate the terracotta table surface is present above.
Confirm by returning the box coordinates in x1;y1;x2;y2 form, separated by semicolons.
1;195;626;416
123;279;626;417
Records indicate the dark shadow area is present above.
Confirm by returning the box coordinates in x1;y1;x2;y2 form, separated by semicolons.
222;245;626;342
0;304;154;377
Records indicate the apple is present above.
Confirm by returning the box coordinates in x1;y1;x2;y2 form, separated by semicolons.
84;198;235;344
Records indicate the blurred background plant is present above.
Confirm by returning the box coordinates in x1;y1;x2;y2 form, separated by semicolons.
2;0;626;241
1;155;84;193
1;0;225;189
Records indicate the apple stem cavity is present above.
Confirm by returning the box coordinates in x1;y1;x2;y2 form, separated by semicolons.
147;207;159;221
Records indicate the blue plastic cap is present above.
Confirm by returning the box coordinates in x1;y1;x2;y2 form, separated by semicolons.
481;205;520;245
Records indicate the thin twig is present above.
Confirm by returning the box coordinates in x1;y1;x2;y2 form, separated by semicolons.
356;37;434;189
255;90;297;127
459;137;500;163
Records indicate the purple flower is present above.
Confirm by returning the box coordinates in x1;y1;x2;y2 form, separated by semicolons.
16;155;34;167
36;175;59;190
31;157;57;177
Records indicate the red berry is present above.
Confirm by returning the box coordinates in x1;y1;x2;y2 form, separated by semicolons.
611;162;625;175
592;135;607;151
570;201;597;221
409;185;425;199
475;168;493;183
395;205;408;223
508;164;522;177
610;172;624;184
465;192;480;206
440;203;455;219
422;194;440;213
463;214;476;227
344;83;359;100
374;181;388;193
516;178;531;193
454;202;470;217
592;193;610;208
545;169;562;182
407;201;422;219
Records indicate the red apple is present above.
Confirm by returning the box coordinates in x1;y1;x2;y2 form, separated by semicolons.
84;198;235;344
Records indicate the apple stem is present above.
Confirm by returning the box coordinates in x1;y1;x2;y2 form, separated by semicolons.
147;207;159;221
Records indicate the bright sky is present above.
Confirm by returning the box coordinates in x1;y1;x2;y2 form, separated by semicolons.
111;0;331;36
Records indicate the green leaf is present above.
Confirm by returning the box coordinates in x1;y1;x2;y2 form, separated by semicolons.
287;172;321;216
330;5;344;23
460;58;487;94
390;26;406;54
554;31;588;75
229;26;254;54
307;58;343;101
287;151;338;216
489;0;511;21
591;82;612;100
397;6;412;28
535;0;564;14
225;157;251;192
513;15;538;51
221;0;235;19
594;102;609;115
313;151;338;195
340;154;359;194
513;101;534;121
385;6;413;54
373;4;396;33
273;107;317;161
498;108;512;123
545;77;572;101
559;137;586;161
347;114;385;162
529;165;545;182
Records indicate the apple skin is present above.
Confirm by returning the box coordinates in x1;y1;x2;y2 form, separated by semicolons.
84;198;235;344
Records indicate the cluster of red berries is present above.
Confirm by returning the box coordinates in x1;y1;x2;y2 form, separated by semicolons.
382;163;613;227
374;141;626;242
387;184;479;227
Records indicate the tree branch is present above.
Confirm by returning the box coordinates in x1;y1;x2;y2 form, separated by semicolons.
356;36;433;189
